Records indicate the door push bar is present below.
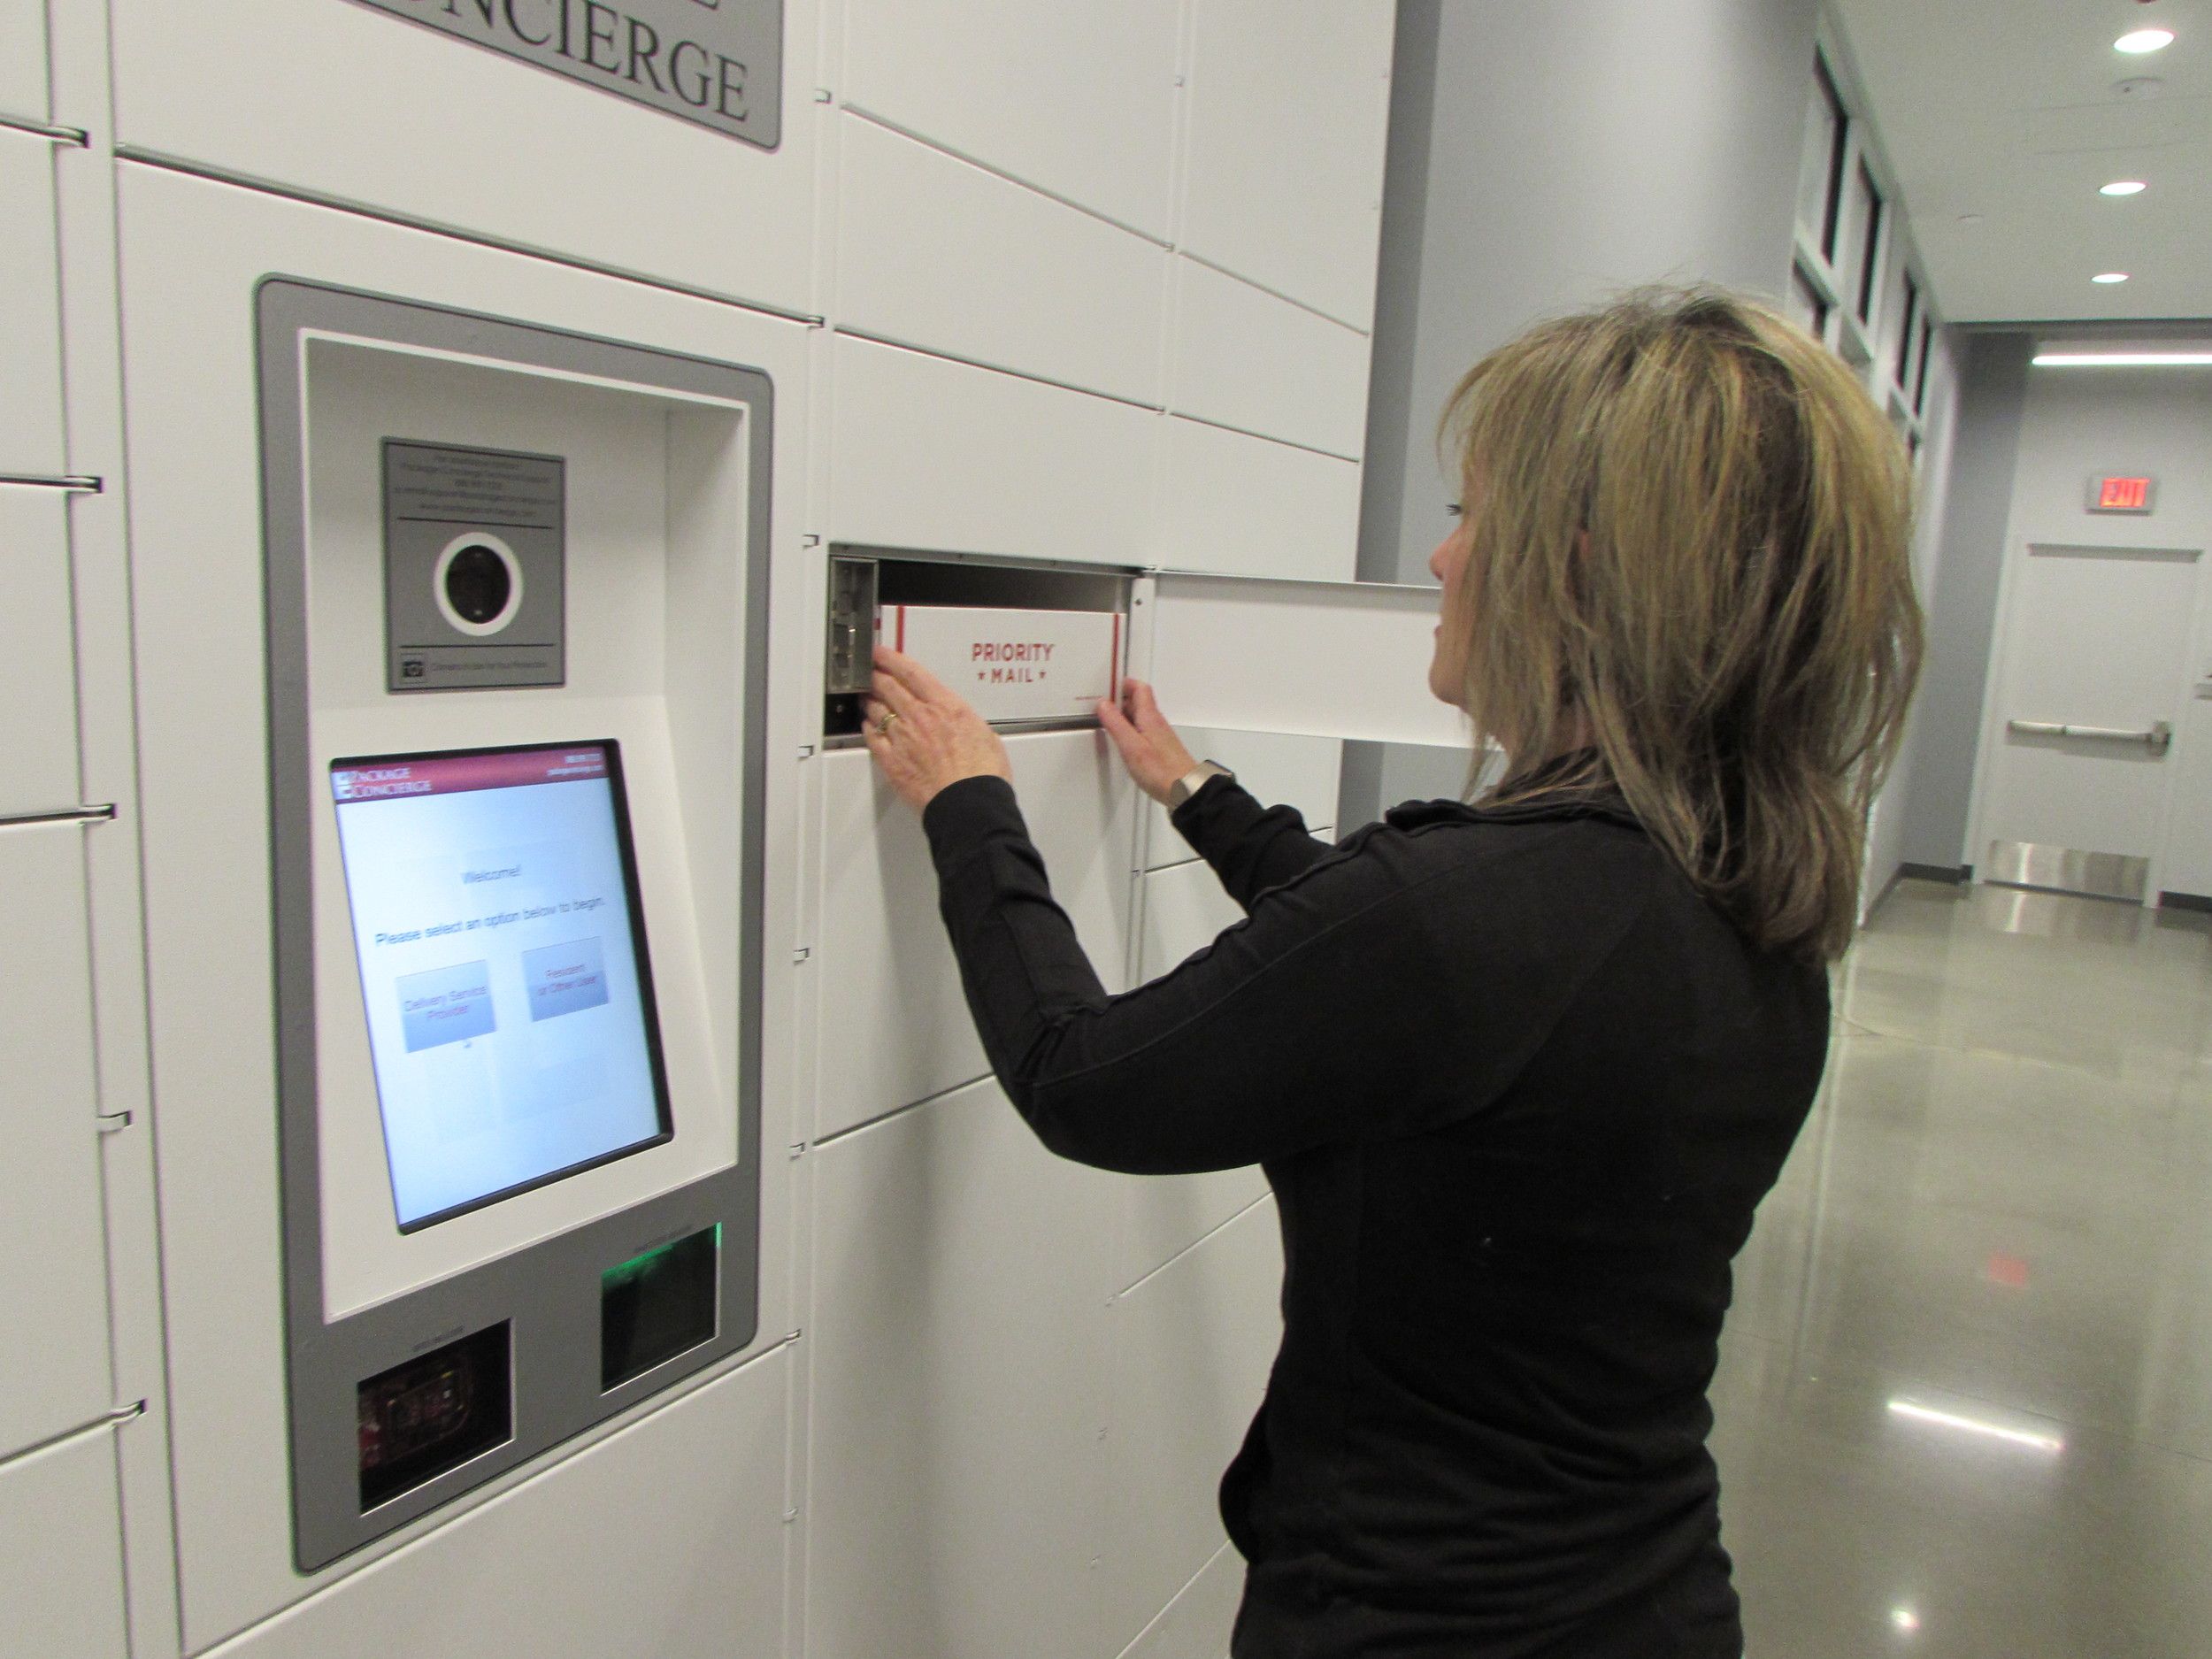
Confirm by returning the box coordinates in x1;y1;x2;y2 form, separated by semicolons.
2008;718;2173;756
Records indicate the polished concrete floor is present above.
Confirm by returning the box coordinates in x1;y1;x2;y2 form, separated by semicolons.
1714;879;2212;1657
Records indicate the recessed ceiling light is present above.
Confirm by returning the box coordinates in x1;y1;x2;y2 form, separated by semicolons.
2033;352;2212;367
2093;272;2131;284
2100;180;2148;196
2116;27;2175;54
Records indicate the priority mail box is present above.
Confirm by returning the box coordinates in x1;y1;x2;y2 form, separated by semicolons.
881;603;1122;725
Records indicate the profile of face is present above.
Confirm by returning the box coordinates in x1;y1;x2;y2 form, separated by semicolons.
1426;509;1473;709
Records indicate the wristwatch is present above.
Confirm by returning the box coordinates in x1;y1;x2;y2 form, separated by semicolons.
1167;761;1233;811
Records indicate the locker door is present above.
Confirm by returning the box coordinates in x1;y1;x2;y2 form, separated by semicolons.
0;126;67;475
0;0;51;127
0;823;114;1459
1142;572;1460;748
0;1425;129;1659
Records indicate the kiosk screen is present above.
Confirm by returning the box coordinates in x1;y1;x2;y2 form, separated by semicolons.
330;741;672;1230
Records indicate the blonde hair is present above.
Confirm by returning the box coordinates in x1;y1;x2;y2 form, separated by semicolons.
1440;288;1924;962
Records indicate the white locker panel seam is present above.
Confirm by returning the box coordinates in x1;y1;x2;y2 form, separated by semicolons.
111;148;827;328
840;0;1180;242
1118;1187;1272;1301
833;111;1170;407
823;334;1157;565
0;1420;129;1659
836;104;1176;250
1166;257;1371;460
833;324;1165;413
0;126;67;473
1112;1539;1244;1659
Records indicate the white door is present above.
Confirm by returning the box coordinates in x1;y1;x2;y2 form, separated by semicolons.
1974;541;2200;901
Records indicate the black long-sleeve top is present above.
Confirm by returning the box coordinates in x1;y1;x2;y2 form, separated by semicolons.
920;768;1829;1659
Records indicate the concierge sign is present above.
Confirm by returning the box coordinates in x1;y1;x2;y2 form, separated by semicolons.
352;0;782;148
2087;474;2156;514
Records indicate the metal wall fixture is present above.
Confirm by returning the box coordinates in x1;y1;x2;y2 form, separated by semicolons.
0;473;103;492
2006;718;2172;756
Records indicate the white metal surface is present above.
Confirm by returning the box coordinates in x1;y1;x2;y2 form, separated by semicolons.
106;0;819;314
0;823;113;1459
1975;543;2198;876
204;1347;792;1659
1139;728;1340;871
834;113;1169;405
826;333;1156;565
114;164;810;1647
1117;1541;1244;1659
0;128;65;473
806;1076;1118;1659
841;0;1181;240
1150;413;1362;581
1148;574;1464;748
1167;257;1371;459
810;733;1135;1141
46;13;184;1643
1105;1195;1281;1649
1136;847;1251;982
0;488;81;816
0;1425;128;1659
0;0;50;124
1179;0;1395;329
1112;856;1282;1296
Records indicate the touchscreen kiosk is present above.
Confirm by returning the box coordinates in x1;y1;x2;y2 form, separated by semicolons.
329;741;672;1229
259;284;768;1571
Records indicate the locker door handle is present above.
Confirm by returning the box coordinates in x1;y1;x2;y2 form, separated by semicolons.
0;111;89;147
2008;718;2173;756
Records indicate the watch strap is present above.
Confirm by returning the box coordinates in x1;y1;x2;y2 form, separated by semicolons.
1167;761;1233;812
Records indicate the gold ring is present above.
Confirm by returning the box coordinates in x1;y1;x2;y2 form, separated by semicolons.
877;710;901;733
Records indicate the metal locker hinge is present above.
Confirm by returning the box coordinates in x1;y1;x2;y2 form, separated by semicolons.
0;472;103;492
0;803;116;829
0;112;89;147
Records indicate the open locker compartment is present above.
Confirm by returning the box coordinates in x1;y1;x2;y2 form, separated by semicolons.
823;546;1137;744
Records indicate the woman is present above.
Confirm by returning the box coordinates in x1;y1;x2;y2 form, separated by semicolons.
862;288;1922;1658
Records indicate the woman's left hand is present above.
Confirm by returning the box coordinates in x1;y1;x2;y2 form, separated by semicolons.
863;644;1013;812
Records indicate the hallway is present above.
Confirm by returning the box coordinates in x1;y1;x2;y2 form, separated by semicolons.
1717;879;2212;1656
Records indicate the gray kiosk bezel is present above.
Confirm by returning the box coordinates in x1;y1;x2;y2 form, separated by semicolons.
257;280;770;1570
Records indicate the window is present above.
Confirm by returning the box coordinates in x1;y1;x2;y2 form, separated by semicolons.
1788;263;1832;339
1852;162;1886;322
1807;55;1849;260
1893;273;1919;388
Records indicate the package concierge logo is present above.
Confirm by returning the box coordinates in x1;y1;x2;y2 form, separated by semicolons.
357;0;783;148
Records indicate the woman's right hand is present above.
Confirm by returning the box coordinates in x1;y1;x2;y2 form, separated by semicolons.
1098;679;1199;805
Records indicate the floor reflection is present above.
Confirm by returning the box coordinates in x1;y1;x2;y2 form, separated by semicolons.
1717;879;2212;1658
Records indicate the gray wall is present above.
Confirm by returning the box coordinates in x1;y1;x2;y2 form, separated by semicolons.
1357;0;1818;585
1900;333;2033;872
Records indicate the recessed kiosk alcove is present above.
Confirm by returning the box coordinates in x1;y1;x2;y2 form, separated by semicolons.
258;283;770;1567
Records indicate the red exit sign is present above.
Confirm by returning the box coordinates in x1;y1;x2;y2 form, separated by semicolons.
2089;474;2156;513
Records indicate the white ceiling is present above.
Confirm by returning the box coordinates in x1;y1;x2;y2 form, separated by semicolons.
1828;0;2212;323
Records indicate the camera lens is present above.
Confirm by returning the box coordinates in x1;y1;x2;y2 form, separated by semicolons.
443;542;512;626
